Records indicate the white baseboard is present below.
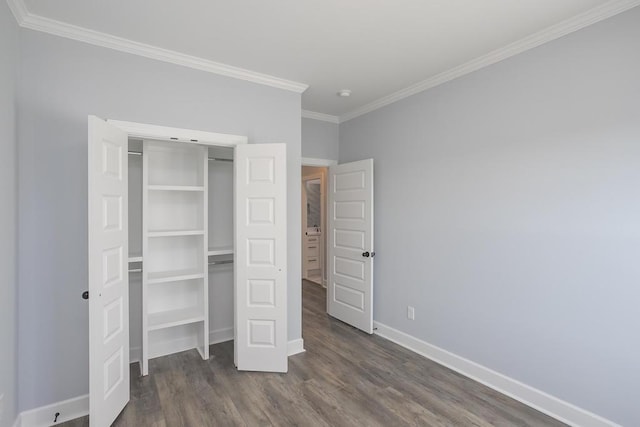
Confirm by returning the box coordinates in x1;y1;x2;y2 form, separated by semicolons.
287;338;306;356
210;327;235;345
19;394;88;427
373;321;619;427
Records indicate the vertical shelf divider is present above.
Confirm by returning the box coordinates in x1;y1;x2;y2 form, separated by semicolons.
141;140;149;376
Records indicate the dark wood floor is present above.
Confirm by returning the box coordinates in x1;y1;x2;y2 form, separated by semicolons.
61;280;564;426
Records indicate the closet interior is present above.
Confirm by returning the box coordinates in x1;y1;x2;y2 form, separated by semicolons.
127;138;234;375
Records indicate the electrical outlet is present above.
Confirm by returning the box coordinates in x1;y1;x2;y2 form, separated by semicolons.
407;306;415;320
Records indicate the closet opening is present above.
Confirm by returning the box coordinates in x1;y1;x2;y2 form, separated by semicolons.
88;117;288;424
127;139;235;376
300;157;375;337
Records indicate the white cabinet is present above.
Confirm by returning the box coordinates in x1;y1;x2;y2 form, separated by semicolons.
304;234;322;280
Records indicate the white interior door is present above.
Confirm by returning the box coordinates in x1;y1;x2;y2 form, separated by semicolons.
234;143;288;372
328;159;374;334
88;116;130;426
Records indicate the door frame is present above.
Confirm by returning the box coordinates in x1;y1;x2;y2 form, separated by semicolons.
302;173;324;284
108;120;248;147
90;118;249;419
301;158;336;291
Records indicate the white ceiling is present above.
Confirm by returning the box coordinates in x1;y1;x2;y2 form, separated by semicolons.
15;0;632;118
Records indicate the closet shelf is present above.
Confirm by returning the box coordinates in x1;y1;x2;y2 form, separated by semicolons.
148;229;205;238
129;254;143;263
147;185;205;192
147;307;205;331
147;269;205;285
208;246;234;256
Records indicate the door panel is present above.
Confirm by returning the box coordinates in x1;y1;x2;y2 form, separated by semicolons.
88;116;130;427
328;159;374;334
235;144;288;372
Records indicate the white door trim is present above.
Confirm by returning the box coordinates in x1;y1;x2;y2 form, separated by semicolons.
107;120;248;147
301;157;337;167
302;173;326;285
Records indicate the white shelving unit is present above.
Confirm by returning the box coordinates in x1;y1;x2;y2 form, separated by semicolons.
207;246;234;256
141;140;209;375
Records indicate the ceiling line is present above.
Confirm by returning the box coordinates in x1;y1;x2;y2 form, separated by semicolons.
338;0;640;123
5;0;309;94
6;0;640;120
302;110;340;124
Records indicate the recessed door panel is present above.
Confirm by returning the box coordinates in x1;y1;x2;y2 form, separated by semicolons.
103;297;123;343
334;229;365;251
334;201;365;220
334;256;365;281
102;196;122;231
334;170;365;191
248;279;276;307
247;239;275;266
247;157;275;183
247;198;275;225
248;320;276;347
333;283;365;311
103;348;124;398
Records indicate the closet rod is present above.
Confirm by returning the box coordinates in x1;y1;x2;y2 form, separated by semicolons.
128;150;233;162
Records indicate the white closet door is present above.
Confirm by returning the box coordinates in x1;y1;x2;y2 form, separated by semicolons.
327;159;374;334
234;143;288;372
88;116;130;426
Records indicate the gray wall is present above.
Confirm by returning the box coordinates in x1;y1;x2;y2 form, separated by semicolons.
0;3;19;427
302;117;339;160
339;8;640;426
17;29;302;411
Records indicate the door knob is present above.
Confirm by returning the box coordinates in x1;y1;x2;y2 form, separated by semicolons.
82;291;89;300
362;252;370;257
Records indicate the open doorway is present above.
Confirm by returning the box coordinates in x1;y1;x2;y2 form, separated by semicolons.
300;156;374;335
301;166;328;287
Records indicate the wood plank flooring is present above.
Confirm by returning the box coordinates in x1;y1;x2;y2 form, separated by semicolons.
60;280;564;426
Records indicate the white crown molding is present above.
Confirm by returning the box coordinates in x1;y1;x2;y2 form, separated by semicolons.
374;321;621;427
6;0;27;24
340;0;640;123
6;0;308;94
302;110;340;124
